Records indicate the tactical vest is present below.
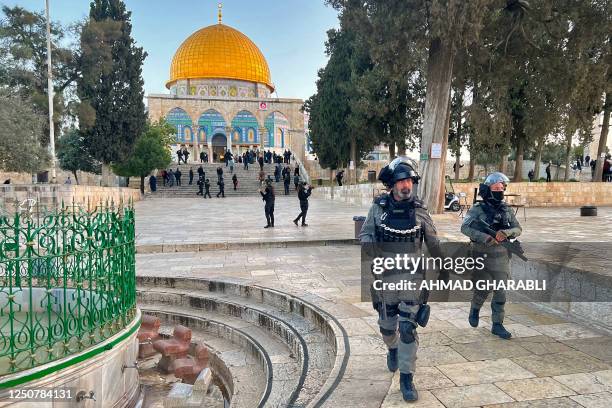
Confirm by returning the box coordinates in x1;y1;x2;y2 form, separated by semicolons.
374;194;423;243
481;201;510;231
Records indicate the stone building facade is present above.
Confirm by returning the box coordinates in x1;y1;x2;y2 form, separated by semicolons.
147;12;305;163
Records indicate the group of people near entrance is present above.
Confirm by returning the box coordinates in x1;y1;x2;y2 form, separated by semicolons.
360;157;522;402
173;146;293;167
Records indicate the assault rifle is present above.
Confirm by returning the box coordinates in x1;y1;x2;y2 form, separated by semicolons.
469;218;528;261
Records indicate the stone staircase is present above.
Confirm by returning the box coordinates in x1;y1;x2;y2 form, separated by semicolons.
137;276;349;408
151;162;301;198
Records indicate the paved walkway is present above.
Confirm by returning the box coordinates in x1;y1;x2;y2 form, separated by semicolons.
136;198;612;246
136;198;612;276
137;245;612;408
135;197;612;407
135;196;360;248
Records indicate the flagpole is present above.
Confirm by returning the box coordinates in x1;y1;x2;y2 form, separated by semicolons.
45;0;57;183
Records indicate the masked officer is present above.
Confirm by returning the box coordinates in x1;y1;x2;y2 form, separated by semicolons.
359;157;443;402
460;172;522;339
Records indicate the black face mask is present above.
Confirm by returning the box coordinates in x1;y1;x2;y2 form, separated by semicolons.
491;191;504;202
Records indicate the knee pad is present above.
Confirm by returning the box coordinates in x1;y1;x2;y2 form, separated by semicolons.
492;300;506;310
380;327;396;337
494;292;507;304
399;321;417;344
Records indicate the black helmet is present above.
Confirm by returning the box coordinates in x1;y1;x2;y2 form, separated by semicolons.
378;156;420;188
479;172;510;205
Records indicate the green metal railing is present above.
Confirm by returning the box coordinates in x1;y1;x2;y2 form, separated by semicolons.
0;200;136;375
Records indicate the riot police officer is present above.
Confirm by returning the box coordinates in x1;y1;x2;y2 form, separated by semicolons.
460;172;522;339
359;157;443;402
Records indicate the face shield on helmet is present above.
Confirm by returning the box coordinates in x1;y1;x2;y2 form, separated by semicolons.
378;156;421;188
483;172;510;187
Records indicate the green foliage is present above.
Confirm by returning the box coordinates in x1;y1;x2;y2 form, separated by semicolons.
0;91;49;172
57;129;101;184
304;28;379;169
0;6;80;145
78;0;147;164
467;0;610;179
112;121;173;192
540;142;568;165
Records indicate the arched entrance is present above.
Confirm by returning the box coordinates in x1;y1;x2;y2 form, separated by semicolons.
211;133;227;162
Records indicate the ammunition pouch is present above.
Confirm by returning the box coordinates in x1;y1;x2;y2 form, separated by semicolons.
416;304;430;327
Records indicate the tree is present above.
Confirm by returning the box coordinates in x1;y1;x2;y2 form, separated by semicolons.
304;27;380;174
112;121;173;193
0;92;49;173
328;0;489;212
57;129;100;184
78;0;147;176
466;0;611;183
0;6;80;146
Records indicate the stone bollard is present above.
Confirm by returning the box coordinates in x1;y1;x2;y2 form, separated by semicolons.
174;344;210;384
153;325;192;373
137;314;161;358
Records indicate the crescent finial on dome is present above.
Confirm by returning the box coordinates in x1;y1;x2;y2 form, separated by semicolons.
218;3;222;24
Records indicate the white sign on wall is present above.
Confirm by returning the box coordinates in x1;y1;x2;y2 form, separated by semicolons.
430;143;443;159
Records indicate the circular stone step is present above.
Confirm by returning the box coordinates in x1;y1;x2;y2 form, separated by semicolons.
137;277;350;408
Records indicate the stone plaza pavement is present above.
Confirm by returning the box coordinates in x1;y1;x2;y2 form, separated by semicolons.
136;197;612;407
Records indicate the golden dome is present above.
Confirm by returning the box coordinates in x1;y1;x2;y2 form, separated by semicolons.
167;23;273;91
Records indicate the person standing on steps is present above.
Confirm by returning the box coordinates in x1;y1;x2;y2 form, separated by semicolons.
359;157;444;402
216;166;223;183
200;151;205;163
293;173;300;191
166;169;174;187
176;149;183;165
204;179;211;198
232;174;238;191
149;174;157;192
293;182;313;226
183;149;190;164
260;179;275;228
175;168;182;186
197;165;204;181
189;168;194;185
461;172;522;341
196;176;204;196
216;177;225;198
283;171;291;195
258;155;264;171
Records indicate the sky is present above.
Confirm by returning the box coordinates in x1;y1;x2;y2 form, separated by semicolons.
6;0;340;100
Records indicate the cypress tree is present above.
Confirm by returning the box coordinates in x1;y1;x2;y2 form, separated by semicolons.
78;0;147;166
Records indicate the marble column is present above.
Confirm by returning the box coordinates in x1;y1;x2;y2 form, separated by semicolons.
225;127;233;153
259;127;268;150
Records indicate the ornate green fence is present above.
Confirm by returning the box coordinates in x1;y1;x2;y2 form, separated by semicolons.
0;201;136;375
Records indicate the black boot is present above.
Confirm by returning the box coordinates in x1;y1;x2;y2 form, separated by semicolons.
492;323;512;339
387;348;398;372
400;373;418;402
468;308;480;328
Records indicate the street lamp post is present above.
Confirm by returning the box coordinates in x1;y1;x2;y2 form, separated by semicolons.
45;0;57;183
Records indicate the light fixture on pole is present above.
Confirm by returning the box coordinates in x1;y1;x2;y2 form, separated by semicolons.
45;0;57;183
